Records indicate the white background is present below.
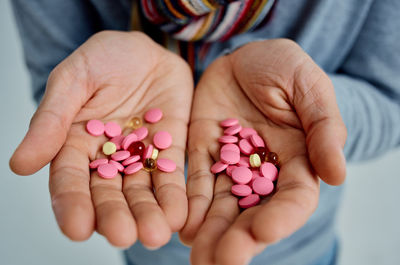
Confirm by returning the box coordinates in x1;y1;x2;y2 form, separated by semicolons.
1;0;399;264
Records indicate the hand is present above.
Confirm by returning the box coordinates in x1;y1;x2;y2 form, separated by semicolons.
180;39;347;264
10;31;193;248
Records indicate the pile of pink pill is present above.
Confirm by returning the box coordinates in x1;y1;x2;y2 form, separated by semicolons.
86;108;176;179
211;118;280;209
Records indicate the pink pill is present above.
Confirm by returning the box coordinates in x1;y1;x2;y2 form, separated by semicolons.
220;151;240;165
239;127;257;139
231;166;252;184
224;124;242;136
252;170;263;180
153;131;172;150
110;135;125;150
157;158;176;173
221;143;240;153
220;118;239;127
144;108;163;123
89;158;108;169
249;134;265;148
122;155;141;166
122;133;138;150
111;150;131;161
239;139;254;155
218;135;238;144
260;162;278;181
86;120;104;136
97;163;118;179
226;165;237;177
109;160;124;172
231;184;252;197
211;161;228;174
133;127;148;141
237;156;250;167
104;121;122;138
252;177;274;196
239;194;260;209
143;144;154;160
124;162;143;175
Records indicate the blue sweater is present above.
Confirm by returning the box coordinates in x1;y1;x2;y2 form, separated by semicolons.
11;0;400;264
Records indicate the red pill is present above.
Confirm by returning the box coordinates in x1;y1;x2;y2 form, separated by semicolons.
127;141;145;157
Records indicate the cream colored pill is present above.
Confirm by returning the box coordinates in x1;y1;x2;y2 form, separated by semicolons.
151;148;159;160
249;153;261;167
103;141;117;155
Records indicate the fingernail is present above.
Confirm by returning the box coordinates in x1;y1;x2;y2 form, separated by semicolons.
144;245;160;251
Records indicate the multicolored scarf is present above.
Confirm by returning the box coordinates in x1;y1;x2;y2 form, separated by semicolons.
132;0;277;74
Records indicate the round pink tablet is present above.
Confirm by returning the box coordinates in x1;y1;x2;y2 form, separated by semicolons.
143;144;154;160
211;161;228;174
111;150;131;161
239;194;260;209
110;135;125;150
231;166;252;184
224;124;242;136
144;108;163;123
231;184;252;197
252;177;274;196
218;135;238;144
252;170;263;180
124;162;143;175
239;127;257;139
157;158;176;172
220;151;240;165
260;162;278;181
221;143;240;153
104;121;122;138
226;165;237;177
237;156;250;167
97;163;118;179
153;131;172;149
86;120;104;136
89;158;108;169
109;160;124;172
133;127;148;141
249;134;265;148
122;133;138;150
239;139;254;155
220;118;239;127
122;155;141;166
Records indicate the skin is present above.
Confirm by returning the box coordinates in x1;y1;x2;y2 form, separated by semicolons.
9;31;193;249
180;39;347;265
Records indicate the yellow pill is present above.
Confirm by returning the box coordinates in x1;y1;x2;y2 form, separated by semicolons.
103;141;117;155
127;117;142;129
151;148;159;160
249;153;261;168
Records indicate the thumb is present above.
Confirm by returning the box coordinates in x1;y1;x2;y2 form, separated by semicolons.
292;59;347;185
10;52;91;175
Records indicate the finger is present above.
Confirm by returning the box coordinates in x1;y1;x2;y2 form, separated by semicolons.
252;155;320;244
149;118;188;232
10;52;90;175
180;120;220;245
123;169;172;249
291;60;347;185
91;171;137;248
49;140;95;242
190;174;239;265
215;208;266;265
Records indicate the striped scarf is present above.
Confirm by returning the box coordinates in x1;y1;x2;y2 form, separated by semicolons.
133;0;277;75
139;0;276;42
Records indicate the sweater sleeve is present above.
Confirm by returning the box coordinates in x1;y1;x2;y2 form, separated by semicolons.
329;0;400;162
11;0;132;104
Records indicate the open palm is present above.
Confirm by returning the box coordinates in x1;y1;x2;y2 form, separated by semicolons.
10;31;193;248
180;39;347;265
